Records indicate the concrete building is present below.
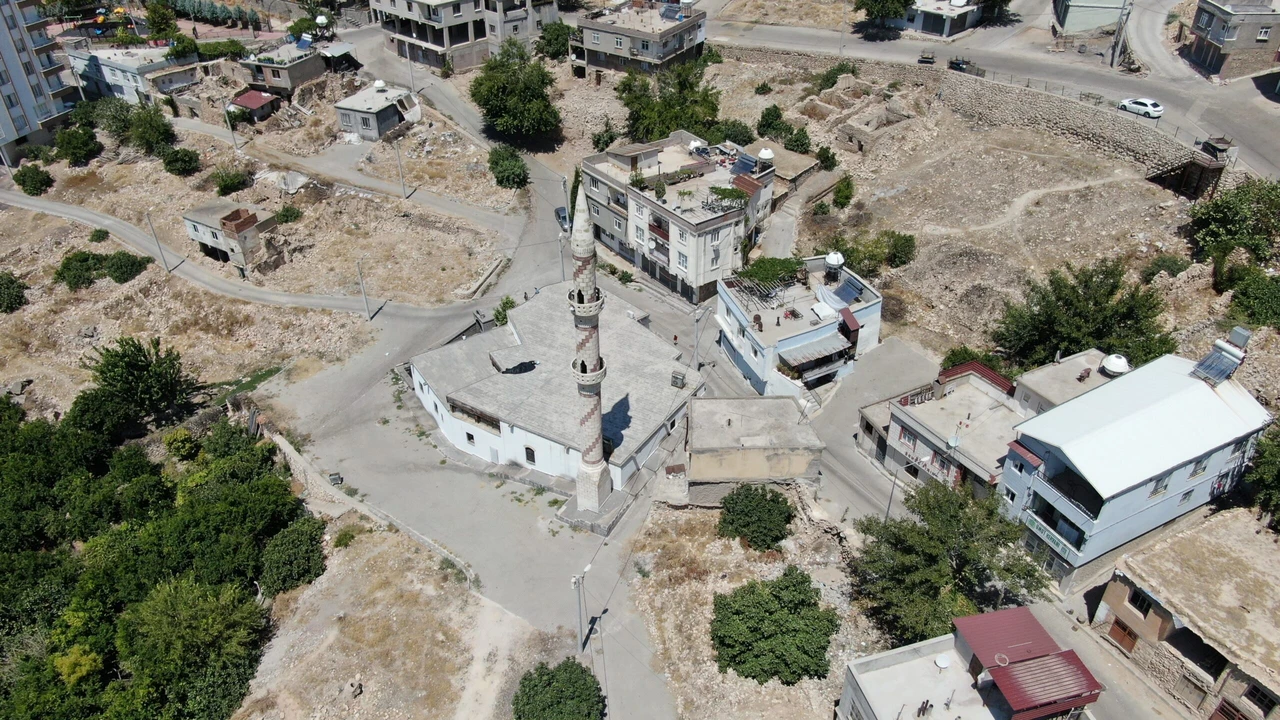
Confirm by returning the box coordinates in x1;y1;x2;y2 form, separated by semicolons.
581;130;775;303
891;0;984;37
715;254;882;397
1094;509;1279;720
683;396;824;504
1000;333;1272;587
239;42;328;97
837;606;1104;720
742;139;818;205
1052;0;1126;34
859;350;1113;498
182;201;277;271
1188;0;1280;80
144;62;199;98
335;81;421;140
0;1;78;163
409;284;702;510
568;0;706;78
230;90;280;122
68;46;197;105
370;0;558;72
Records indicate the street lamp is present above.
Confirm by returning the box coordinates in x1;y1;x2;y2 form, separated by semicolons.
571;563;592;650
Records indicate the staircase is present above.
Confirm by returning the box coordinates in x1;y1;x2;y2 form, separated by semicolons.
340;7;369;27
1146;151;1228;201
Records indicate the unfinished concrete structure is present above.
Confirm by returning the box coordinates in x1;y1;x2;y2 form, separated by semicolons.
181;202;277;271
335;81;421;140
1094;509;1280;720
240;43;328;97
370;0;558;72
683;397;823;505
569;0;706;78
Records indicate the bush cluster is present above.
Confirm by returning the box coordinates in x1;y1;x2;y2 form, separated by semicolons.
54;250;154;291
210;166;251;196
14;164;54;196
488;145;530;189
512;658;605;720
276;205;303;224
0;271;28;313
718;485;794;551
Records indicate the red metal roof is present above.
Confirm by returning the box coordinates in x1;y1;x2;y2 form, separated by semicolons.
989;650;1103;719
232;90;276;111
937;360;1014;395
1008;440;1044;468
840;307;860;332
732;173;763;195
953;607;1059;668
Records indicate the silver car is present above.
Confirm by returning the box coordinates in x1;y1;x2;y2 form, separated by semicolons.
555;207;570;232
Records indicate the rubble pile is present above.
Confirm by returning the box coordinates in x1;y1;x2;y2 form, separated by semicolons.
545;61;631;167
257;73;364;156
174;61;252;126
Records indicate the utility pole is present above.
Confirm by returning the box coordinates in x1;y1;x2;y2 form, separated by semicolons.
692;305;709;371
357;259;371;320
393;140;407;198
1109;0;1133;68
144;211;169;272
571;574;584;650
223;107;238;150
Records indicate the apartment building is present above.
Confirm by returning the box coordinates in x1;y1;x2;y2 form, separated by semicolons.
0;0;77;163
580;130;774;303
68;46;197;105
1096;509;1279;720
1188;0;1280;79
568;0;705;78
370;0;558;71
1000;331;1271;589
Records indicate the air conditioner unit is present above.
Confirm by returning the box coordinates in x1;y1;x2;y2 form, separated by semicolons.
671;371;686;388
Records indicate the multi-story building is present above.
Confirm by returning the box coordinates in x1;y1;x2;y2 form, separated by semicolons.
1188;0;1280;79
239;42;328;97
580;130;774;303
0;1;77;163
1095;508;1279;720
568;0;705;78
68;46;197;105
370;0;558;72
1000;331;1272;589
182;201;278;273
715;254;882;397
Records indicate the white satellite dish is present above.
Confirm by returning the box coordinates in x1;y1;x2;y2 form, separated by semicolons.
935;654;951;669
648;239;656;250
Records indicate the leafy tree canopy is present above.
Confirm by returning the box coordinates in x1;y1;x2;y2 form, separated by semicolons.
470;39;562;141
1189;178;1280;265
535;19;572;59
718;485;794;550
616;62;720;142
512;658;605;720
855;0;913;23
86;336;201;425
1242;426;1280;529
756;104;792;140
54;126;104;167
259;516;326;597
0;272;28;313
488;145;530;189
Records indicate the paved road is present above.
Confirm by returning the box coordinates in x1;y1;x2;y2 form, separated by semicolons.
1126;0;1202;83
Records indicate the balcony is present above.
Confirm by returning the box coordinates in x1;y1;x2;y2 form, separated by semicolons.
648;221;669;241
608;194;627;210
39;58;65;75
649;240;669;265
22;14;48;30
30;35;56;50
1030;467;1103;523
38;104;73;129
50;84;77;98
889;435;952;486
1022;511;1084;565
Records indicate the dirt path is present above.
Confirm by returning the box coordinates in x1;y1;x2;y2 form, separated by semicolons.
919;173;1141;236
452;599;531;720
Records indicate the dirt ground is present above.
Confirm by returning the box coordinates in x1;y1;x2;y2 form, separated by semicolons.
630;502;886;720
0;209;371;414
718;0;861;30
41;129;502;307
235;511;575;720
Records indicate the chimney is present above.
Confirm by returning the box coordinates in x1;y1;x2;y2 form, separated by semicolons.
1192;327;1250;386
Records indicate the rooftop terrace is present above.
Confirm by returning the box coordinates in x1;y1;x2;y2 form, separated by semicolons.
244;42;316;65
1015;349;1111;408
849;635;1015;720
722;259;880;347
899;381;1020;480
581;1;704;33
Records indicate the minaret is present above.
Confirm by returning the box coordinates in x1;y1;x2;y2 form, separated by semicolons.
569;212;609;513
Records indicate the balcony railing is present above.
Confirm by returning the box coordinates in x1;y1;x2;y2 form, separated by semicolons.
608;194;627;210
30;35;56;50
1030;468;1101;522
650;241;669;265
648;222;669;241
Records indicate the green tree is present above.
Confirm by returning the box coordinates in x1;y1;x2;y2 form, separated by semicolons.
816;145;838;171
512;658;605;720
87;337;200;423
1229;268;1280;327
615;62;720;142
0;271;28;313
941;345;1006;373
591;117;619;152
102;251;153;283
493;295;517;325
1189;179;1280;267
991;258;1176;369
161;146;201;176
54;251;107;290
259;516;326;596
1140;253;1191;283
127;105;176;155
704;119;754;146
535;19;572;59
852;482;1046;644
94;98;136;140
756;104;791;140
718;485;794;550
145;0;179;36
710;565;839;684
166;33;198;60
14;165;53;196
783;126;811;154
470;39;561;141
832;174;853;208
55;125;104;167
288;15;318;35
855;0;913;25
883;230;916;267
1242;426;1280;528
488;145;530;189
164;427;200;461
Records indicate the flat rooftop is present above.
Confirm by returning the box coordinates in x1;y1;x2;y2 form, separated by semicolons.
1119;508;1280;685
182;201;269;227
724;266;879;347
80;46;179;68
412;283;701;464
913;0;981;16
689;397;824;451
245;42;316;65
899;382;1020;480
743;139;818;181
335;84;412;113
1015;349;1110;408
851;635;1014;720
583;3;704;33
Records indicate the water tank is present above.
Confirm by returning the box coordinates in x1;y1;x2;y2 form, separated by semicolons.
759;147;775;161
688;140;702;152
825;251;844;283
1099;354;1131;377
316;14;329;26
373;79;387;91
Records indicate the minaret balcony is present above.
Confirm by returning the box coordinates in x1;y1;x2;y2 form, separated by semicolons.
571;358;607;385
568;288;605;316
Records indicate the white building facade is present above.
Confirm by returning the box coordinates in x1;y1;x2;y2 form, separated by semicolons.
370;0;558;71
68;47;196;106
0;1;77;163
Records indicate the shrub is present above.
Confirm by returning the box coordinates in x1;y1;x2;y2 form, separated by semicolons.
210;166;250;196
0;272;28;313
441;58;454;79
816;145;838;171
1141;253;1191;283
883;230;916;267
512;658;605;720
942;345;1005;372
333;526;360;548
755;81;772;95
103;251;154;283
812;60;856;93
166;34;198;60
287;16;318;38
718;485;795;550
591;117;619;152
53;251;153;290
128;105;177;155
783;126;811;154
702;44;724;64
24;144;57;163
259;516;327;597
812;201;830;216
14;165;53;196
710;565;839;684
488;145;530;189
196;39;248;60
95;98;136;140
276;205;303;224
493;295;517;326
653;179;666;200
756;104;792;140
738;257;804;286
832;174;854;208
618;270;634;284
1231;269;1280;327
162;147;201;176
89;228;110;243
225;107;251;129
705;119;755;146
164;427;200;461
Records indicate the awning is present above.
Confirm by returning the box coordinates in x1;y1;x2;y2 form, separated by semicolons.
232;90;275;110
320;42;356;57
778;334;851;366
840;307;860;331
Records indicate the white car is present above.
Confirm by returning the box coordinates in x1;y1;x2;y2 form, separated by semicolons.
1118;98;1164;118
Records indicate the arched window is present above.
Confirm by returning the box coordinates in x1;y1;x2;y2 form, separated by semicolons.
525;446;536;465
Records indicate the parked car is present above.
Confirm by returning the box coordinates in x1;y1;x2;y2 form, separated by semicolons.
918;51;936;65
555;207;570;232
1118;98;1164;118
